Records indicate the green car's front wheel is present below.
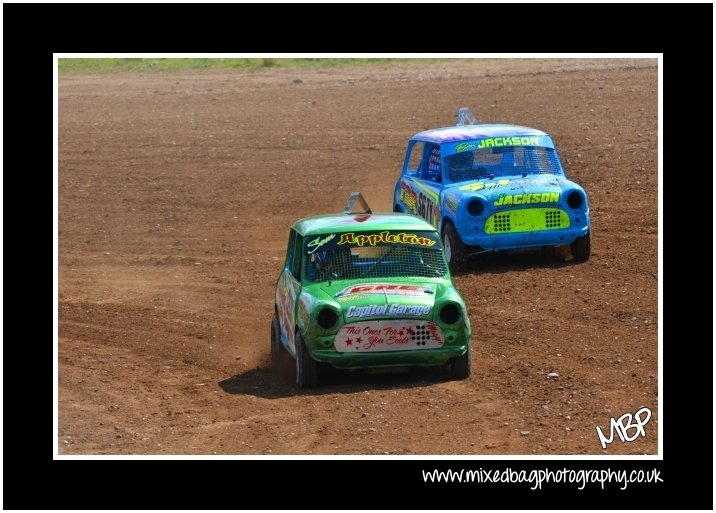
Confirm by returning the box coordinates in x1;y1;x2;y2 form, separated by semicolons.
450;345;472;380
295;331;318;388
442;222;467;271
270;313;283;370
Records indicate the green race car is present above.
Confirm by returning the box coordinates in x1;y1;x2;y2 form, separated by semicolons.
271;193;472;387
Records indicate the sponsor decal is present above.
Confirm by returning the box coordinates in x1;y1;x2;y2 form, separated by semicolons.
306;233;335;254
400;181;418;213
408;181;440;228
454;142;480;153
493;192;560;207
477;136;540;148
335;320;445;352
336;294;367;303
455;137;540;153
276;271;300;350
459;179;511;192
337;231;436;247
444;194;459;215
335;283;434;298
345;304;432;319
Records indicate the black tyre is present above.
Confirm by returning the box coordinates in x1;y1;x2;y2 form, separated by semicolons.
393;204;403;213
450;344;472;380
570;230;591;262
442;222;468;271
270;313;282;370
295;331;318;388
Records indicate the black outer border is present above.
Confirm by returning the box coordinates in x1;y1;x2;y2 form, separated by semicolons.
4;2;711;510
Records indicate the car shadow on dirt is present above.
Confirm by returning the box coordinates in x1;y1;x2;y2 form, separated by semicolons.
219;364;455;399
454;247;580;275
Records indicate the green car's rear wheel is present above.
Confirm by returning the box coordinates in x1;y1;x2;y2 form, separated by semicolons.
295;331;318;388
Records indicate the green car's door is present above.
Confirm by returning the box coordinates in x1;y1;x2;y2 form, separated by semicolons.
276;230;303;356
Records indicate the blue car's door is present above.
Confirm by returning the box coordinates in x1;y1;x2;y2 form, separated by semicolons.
395;141;443;229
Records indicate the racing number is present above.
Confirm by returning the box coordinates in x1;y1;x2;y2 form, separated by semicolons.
417;191;436;227
399;180;438;227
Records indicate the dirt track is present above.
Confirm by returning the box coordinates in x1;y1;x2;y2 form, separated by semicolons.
58;58;658;455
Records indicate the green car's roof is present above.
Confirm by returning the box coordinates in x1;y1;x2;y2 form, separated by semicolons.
292;212;437;236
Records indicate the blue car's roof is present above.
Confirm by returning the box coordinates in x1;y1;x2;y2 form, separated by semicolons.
412;124;548;144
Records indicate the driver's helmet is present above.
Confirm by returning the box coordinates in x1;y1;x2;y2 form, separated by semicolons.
311;248;352;279
311;250;327;271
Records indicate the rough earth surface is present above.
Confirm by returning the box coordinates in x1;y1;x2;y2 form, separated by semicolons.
58;58;658;455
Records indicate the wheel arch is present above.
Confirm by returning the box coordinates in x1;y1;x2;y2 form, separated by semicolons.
440;215;456;236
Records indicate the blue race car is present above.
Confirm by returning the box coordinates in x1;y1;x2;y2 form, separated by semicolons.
392;107;591;269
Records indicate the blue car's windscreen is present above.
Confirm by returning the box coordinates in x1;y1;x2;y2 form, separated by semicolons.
446;146;563;183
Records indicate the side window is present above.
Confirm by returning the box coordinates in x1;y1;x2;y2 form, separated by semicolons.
291;234;303;279
422;144;442;183
405;141;424;175
285;229;297;274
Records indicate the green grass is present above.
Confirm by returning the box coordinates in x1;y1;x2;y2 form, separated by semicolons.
58;58;417;74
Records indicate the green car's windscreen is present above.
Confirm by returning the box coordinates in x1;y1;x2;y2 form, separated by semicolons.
304;230;447;282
